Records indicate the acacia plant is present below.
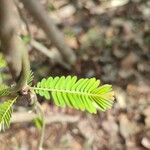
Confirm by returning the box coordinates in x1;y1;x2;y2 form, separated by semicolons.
0;0;115;149
0;69;115;130
0;55;115;149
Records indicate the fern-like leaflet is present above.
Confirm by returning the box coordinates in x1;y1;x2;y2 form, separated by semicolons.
33;76;115;113
0;85;11;97
0;98;17;131
27;70;34;86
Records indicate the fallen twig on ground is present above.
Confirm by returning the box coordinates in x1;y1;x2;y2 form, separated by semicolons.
11;112;80;124
30;39;71;69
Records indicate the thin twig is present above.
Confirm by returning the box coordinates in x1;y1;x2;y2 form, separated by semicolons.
11;112;80;124
35;101;45;150
30;39;71;69
21;0;76;65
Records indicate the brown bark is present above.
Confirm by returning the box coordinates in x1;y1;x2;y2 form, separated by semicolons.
0;0;30;91
0;0;22;80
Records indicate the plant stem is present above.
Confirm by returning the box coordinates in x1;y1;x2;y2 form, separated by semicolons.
0;0;30;94
31;86;114;99
36;101;46;150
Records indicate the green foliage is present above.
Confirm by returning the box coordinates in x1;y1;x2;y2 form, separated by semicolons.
0;69;115;132
48;3;55;11
34;76;115;113
0;53;7;84
0;85;11;97
0;98;17;131
33;116;44;130
21;35;31;44
64;27;76;37
0;70;33;97
27;70;34;86
0;53;7;68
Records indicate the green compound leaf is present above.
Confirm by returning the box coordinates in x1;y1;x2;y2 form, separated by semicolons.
0;98;17;131
33;76;115;113
0;85;11;97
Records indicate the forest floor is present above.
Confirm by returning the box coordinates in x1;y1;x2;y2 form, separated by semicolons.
0;0;150;150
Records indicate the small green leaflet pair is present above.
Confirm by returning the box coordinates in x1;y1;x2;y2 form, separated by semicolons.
0;75;115;131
